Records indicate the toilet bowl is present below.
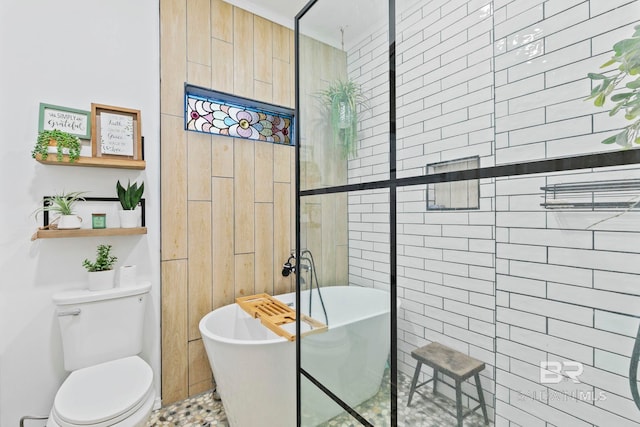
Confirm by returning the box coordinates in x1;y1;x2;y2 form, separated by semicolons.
47;356;155;427
49;283;155;427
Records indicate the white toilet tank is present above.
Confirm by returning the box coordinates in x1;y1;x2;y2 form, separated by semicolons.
53;282;151;371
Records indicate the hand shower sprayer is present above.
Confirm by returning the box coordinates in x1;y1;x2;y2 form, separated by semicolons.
280;250;328;326
299;249;328;326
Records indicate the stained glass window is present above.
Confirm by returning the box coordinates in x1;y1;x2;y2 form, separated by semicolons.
185;85;294;145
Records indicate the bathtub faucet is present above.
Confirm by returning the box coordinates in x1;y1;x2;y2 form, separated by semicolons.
282;254;311;278
281;254;296;277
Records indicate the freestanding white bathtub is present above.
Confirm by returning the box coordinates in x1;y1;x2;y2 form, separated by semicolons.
199;285;391;427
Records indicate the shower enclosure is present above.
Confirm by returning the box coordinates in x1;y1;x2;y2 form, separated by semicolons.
295;0;640;425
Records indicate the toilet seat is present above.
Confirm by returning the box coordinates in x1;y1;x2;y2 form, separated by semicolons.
51;356;153;427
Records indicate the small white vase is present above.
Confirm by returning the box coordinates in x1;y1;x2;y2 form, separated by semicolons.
88;269;115;291
57;214;82;229
119;210;139;228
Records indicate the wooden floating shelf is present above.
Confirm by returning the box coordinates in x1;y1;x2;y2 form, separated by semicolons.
35;153;146;170
32;227;147;240
236;293;327;341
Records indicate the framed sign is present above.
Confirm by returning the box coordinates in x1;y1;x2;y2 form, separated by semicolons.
38;103;91;139
91;103;142;160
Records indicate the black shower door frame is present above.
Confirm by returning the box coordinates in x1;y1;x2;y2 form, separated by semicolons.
294;1;640;425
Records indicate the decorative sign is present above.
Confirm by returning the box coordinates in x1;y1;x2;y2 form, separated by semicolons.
99;112;134;156
91;103;142;160
38;103;91;139
184;84;294;145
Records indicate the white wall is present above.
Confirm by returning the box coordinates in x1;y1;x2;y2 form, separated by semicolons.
492;2;640;426
0;1;160;425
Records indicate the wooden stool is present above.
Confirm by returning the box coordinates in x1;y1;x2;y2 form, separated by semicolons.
407;342;489;427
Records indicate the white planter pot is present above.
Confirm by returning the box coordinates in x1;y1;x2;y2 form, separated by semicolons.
47;146;70;155
333;98;353;129
119;210;139;228
88;269;115;291
57;215;82;229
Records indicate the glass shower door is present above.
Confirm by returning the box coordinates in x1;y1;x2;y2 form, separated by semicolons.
296;0;640;425
296;0;392;425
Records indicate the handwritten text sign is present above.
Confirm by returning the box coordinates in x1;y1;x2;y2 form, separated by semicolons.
43;108;89;137
100;112;134;156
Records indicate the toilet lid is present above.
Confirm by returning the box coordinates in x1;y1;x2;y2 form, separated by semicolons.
54;356;153;425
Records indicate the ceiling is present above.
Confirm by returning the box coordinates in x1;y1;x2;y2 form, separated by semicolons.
222;0;390;51
222;0;308;29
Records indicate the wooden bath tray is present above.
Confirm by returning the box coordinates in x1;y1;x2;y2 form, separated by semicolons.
236;293;327;341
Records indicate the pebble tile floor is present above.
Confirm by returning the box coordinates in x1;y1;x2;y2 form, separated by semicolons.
147;370;491;427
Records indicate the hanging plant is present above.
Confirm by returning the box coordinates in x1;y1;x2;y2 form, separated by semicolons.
317;79;368;159
586;24;640;148
32;129;81;162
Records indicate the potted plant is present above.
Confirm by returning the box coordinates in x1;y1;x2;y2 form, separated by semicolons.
116;179;144;228
317;79;368;159
586;24;640;148
32;129;82;162
83;244;118;291
32;191;86;229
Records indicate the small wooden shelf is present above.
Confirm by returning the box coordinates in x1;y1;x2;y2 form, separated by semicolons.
31;227;147;240
35;153;146;170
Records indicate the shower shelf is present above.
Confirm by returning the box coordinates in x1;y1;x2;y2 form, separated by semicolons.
540;178;640;210
236;293;327;341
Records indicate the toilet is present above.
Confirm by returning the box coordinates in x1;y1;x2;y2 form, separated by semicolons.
47;282;155;427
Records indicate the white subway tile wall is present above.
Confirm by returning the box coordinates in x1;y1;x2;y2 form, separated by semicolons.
344;0;640;425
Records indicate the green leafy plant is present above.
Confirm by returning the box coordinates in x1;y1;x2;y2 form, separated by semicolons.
82;244;118;272
116;180;144;210
586;24;640;148
317;79;368;159
32;129;81;162
32;191;86;218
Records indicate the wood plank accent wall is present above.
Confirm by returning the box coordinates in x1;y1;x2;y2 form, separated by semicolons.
160;0;295;405
298;36;349;290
